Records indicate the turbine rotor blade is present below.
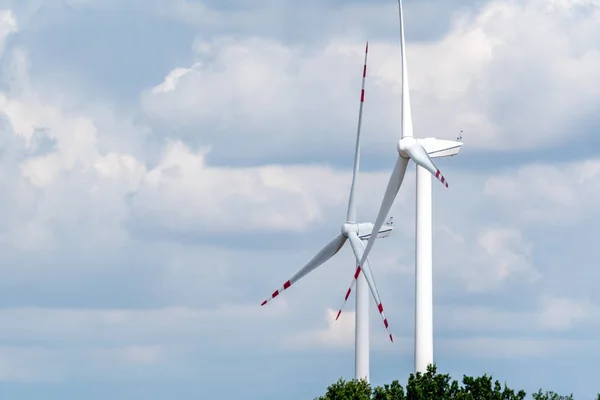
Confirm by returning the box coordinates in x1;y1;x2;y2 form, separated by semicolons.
359;155;409;268
346;41;369;222
260;234;347;306
334;264;361;322
398;0;413;139
347;232;393;342
404;141;449;188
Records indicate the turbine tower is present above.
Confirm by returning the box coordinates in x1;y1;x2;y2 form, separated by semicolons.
260;42;395;381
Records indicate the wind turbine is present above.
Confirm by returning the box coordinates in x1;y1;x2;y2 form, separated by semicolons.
338;0;463;373
396;0;463;373
260;42;394;382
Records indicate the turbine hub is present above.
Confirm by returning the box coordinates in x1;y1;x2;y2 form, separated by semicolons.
397;136;417;158
341;223;359;237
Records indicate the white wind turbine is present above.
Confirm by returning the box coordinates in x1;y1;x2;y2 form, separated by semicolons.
397;0;463;372
260;42;394;382
339;0;463;374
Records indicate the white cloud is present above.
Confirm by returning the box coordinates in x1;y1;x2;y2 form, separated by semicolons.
477;228;540;284
537;296;600;331
0;344;187;382
0;346;63;382
151;63;203;94
0;303;289;344
0;9;16;54
129;141;353;234
0;52;102;188
0;46;361;249
483;159;600;224
282;293;600;358
0;12;593;313
0;301;301;382
437;337;588;358
437;295;600;333
281;306;413;356
434;225;540;293
140;0;600;162
283;308;356;350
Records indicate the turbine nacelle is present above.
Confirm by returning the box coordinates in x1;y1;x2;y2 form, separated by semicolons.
342;222;394;240
357;223;393;240
418;137;463;159
372;225;393;239
397;137;463;160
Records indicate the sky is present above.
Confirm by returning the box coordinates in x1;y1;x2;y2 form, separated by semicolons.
0;0;598;398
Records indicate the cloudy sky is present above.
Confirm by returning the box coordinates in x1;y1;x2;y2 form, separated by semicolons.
0;0;599;398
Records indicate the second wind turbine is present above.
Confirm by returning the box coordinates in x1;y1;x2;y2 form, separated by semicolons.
260;42;394;382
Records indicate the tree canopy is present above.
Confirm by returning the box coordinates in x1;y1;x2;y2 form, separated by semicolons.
315;364;596;400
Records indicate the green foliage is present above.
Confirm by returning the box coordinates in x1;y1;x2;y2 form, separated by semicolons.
315;378;371;400
458;373;526;400
532;390;573;400
405;364;458;399
316;364;589;400
372;380;405;400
